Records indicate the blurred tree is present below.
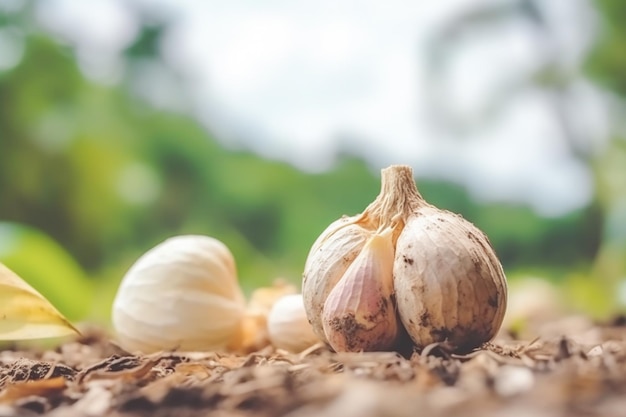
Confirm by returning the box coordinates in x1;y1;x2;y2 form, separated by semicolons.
0;0;616;320
583;0;626;296
423;0;625;313
586;0;626;97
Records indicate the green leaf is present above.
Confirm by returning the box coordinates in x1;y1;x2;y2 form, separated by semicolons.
0;222;93;320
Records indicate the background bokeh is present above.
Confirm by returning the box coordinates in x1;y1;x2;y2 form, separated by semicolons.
0;0;624;325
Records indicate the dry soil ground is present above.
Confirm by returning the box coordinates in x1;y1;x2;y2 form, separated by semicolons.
1;315;626;417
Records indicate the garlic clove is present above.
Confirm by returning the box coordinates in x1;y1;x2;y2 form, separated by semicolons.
393;207;507;351
112;235;247;353
321;227;399;352
267;293;318;353
302;219;371;342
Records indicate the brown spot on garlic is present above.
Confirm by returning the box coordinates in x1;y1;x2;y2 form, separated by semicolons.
302;164;507;353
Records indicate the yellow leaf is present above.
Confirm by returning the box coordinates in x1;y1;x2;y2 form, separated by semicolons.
0;262;79;340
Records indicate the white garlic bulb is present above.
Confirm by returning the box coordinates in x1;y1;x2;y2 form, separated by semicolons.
236;280;298;352
112;235;246;353
302;165;507;353
267;294;318;352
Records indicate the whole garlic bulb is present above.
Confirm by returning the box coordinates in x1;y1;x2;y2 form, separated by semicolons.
267;294;318;352
112;235;246;353
302;165;507;352
236;280;298;352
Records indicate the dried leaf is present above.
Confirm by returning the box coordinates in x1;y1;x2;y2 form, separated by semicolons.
0;262;79;340
0;377;66;403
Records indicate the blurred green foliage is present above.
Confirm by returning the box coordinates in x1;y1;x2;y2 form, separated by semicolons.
0;222;93;320
586;0;626;97
0;1;624;323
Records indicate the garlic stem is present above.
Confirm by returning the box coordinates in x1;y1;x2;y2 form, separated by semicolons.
361;165;427;241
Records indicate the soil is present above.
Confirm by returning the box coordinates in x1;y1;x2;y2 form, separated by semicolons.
2;315;626;417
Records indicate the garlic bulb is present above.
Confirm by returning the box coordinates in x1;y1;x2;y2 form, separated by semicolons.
267;294;318;352
112;235;246;353
302;165;507;352
236;280;298;352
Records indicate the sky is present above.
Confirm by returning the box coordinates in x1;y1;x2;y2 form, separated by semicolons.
30;0;610;217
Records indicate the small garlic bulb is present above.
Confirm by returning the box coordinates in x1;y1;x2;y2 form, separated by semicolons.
267;294;318;352
236;281;298;352
303;165;507;352
112;235;246;353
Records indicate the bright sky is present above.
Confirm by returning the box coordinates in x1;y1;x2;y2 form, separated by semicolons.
33;0;609;216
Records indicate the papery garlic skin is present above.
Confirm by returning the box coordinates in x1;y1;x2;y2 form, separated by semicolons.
112;235;246;353
302;218;371;342
393;207;507;351
267;294;318;352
